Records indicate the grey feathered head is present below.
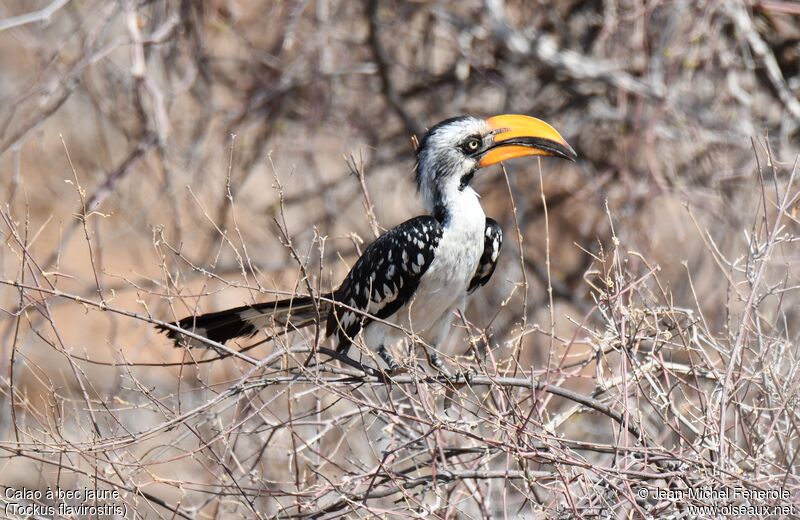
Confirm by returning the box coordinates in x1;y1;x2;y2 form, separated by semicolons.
413;114;577;221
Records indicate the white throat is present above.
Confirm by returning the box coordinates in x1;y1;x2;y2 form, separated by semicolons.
432;180;487;280
439;185;485;233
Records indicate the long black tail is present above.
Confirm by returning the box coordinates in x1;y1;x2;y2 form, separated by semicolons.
157;294;332;347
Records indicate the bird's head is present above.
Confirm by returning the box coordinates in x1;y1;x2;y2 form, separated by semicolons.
414;114;576;218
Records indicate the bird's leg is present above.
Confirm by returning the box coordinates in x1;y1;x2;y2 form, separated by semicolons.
377;345;399;372
423;310;461;380
457;366;475;383
425;348;452;378
425;346;477;383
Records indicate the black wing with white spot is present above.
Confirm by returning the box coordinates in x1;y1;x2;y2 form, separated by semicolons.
467;218;502;294
327;216;443;353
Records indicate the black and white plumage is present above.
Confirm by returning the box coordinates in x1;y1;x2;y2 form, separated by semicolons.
159;114;575;371
327;215;443;356
468;218;502;295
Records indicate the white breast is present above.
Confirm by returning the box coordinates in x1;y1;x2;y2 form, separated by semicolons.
360;187;487;352
394;188;486;332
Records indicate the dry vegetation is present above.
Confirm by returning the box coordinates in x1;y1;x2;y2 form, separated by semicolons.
1;0;799;518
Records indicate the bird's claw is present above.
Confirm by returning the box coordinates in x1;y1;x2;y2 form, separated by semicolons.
444;369;472;384
427;351;452;378
434;364;453;379
428;351;474;383
456;367;475;383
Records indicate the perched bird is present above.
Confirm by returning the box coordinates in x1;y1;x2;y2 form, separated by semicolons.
159;115;576;372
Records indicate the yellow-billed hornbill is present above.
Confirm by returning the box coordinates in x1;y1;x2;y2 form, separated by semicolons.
159;115;576;372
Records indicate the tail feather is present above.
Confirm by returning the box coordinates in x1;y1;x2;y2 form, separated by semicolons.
157;294;331;347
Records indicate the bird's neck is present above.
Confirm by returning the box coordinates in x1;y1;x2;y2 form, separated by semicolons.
426;178;485;231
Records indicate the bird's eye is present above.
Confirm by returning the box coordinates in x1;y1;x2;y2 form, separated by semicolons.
463;137;482;153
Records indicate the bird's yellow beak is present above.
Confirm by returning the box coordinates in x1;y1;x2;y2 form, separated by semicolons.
479;114;577;167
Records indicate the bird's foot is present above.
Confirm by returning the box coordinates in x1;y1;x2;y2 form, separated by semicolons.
454;367;475;383
427;352;474;383
427;351;451;377
443;368;474;384
429;354;475;384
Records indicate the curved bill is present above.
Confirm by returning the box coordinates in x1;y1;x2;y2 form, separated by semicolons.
479;114;577;167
